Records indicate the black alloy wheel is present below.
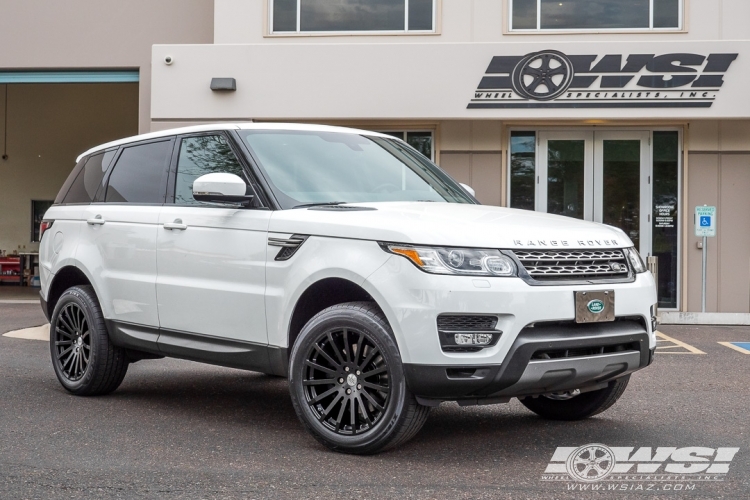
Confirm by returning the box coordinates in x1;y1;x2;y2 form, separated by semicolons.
53;303;91;381
289;302;429;454
50;285;129;396
303;327;391;435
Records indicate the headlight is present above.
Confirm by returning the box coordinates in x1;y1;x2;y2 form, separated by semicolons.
381;243;516;276
624;247;647;273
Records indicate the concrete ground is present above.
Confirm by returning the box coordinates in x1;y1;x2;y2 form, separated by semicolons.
1;302;749;499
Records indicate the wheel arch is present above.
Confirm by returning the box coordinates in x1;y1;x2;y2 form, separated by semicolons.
287;277;384;352
45;265;95;319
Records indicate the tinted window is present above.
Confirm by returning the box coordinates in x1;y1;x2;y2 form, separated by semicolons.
272;0;435;32
540;0;649;29
105;141;172;204
55;159;85;204
408;0;433;30
60;150;115;204
273;0;297;31
175;135;245;205
509;132;536;211
511;0;680;30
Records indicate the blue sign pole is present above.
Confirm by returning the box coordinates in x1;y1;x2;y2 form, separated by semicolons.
695;205;717;313
702;235;707;313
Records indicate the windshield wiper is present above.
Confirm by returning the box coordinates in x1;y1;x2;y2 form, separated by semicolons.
292;201;349;209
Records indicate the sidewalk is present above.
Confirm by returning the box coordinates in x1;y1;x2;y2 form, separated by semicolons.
0;286;40;303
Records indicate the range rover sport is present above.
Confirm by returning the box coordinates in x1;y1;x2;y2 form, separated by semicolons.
39;123;657;454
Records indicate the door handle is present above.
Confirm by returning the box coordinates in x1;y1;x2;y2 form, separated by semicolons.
86;215;105;225
163;219;187;231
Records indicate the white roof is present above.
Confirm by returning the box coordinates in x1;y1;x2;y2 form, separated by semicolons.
75;122;394;162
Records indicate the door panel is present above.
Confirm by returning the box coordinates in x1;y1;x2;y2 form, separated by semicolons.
77;204;161;327
156;207;271;344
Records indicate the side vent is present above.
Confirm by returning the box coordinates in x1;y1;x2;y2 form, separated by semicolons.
268;234;309;261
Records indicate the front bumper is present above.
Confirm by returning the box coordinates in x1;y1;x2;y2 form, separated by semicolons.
364;255;657;366
404;319;653;403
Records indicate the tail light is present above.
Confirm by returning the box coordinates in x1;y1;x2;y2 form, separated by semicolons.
40;220;54;240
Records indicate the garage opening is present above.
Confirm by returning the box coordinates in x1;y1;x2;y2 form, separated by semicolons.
0;71;138;287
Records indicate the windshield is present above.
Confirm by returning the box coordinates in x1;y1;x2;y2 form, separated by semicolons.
240;130;475;209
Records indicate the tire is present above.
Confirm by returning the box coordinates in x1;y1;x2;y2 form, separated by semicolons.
49;285;128;396
289;302;429;454
519;375;630;421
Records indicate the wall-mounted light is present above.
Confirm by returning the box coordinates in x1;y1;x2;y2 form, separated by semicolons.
210;78;236;91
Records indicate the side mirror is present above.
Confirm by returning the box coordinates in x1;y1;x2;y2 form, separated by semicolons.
192;173;254;206
459;183;476;197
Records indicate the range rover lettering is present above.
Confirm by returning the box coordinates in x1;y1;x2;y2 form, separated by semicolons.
39;124;657;454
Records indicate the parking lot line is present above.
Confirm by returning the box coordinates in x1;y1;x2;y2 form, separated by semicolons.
2;325;49;341
717;342;750;355
655;331;706;354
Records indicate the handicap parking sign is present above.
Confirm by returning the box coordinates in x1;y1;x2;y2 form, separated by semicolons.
695;206;716;237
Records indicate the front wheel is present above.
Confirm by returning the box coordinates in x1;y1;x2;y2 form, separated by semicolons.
519;375;630;421
288;302;429;454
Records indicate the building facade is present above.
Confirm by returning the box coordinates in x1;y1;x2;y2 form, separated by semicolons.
1;0;748;315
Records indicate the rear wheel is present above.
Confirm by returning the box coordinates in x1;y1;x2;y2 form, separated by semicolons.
50;285;128;396
289;302;429;454
519;376;630;421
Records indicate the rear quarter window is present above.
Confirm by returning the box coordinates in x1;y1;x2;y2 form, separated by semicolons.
57;150;117;204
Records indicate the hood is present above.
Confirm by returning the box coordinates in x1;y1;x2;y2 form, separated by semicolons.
268;202;633;250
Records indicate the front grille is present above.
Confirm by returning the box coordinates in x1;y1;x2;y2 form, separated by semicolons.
437;315;498;332
513;249;629;281
531;341;639;360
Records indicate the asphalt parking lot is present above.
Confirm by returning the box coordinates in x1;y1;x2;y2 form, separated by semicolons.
1;301;749;499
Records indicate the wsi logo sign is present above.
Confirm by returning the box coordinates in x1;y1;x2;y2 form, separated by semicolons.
468;50;738;109
542;444;739;483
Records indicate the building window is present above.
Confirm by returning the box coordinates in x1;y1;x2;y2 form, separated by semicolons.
509;132;536;211
510;0;682;31
378;131;433;160
652;131;679;309
271;0;436;34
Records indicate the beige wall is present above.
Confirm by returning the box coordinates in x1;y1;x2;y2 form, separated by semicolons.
0;83;139;253
214;0;750;44
686;120;750;313
439;121;503;206
0;0;214;133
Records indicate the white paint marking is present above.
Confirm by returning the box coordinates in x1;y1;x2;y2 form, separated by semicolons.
2;324;50;341
717;342;750;355
655;331;706;354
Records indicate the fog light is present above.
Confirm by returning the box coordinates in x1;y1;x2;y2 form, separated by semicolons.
454;333;493;345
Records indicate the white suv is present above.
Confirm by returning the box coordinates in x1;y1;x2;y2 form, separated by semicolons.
39;123;657;454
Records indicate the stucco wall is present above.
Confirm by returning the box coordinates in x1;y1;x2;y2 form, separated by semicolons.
0;0;215;133
214;0;750;44
686;120;750;313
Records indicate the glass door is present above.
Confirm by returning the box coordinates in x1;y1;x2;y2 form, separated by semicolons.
510;129;679;308
593;131;652;256
534;131;651;256
537;132;593;220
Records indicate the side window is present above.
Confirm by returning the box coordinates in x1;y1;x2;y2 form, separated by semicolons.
59;150;115;204
105;141;172;203
174;135;245;205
